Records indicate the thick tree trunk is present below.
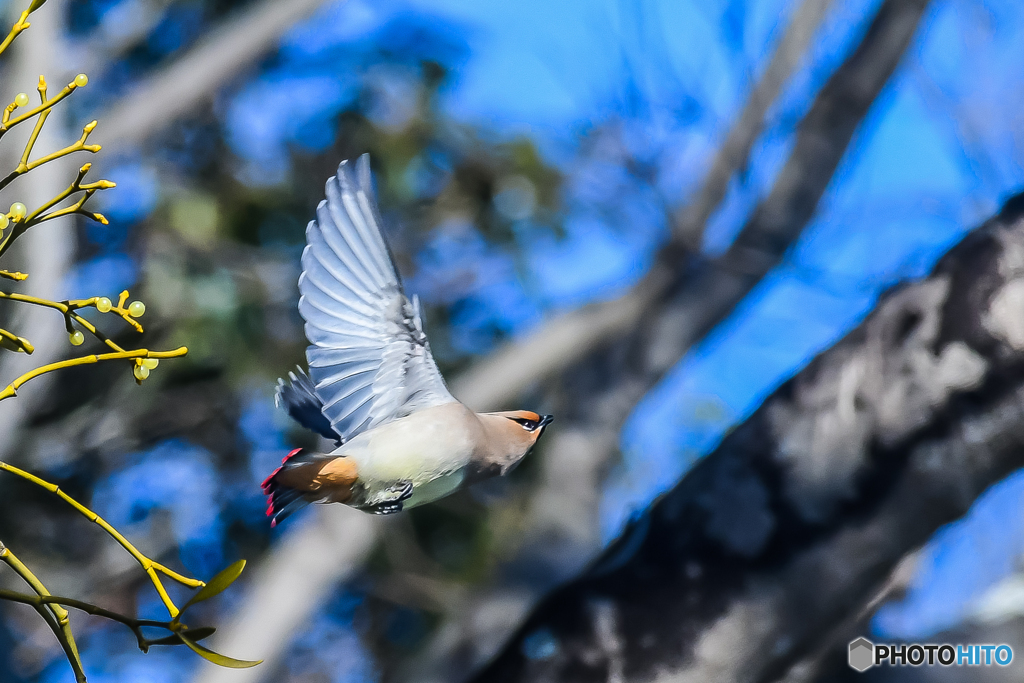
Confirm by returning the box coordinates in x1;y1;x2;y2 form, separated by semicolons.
470;194;1024;683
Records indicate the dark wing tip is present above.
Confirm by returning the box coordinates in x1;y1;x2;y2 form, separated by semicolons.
274;369;342;443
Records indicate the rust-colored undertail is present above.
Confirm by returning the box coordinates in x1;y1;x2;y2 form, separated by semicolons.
262;448;358;526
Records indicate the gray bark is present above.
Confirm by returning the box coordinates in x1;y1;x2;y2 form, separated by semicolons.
469;195;1024;683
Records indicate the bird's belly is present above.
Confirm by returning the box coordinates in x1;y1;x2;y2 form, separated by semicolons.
403;469;467;508
340;408;477;506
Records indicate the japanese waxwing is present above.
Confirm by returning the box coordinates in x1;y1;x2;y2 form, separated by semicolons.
263;155;552;525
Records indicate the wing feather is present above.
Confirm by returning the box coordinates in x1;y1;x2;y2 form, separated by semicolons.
302;234;382;313
299;276;382;331
314;362;380;390
309;347;384;365
340;164;396;279
316;200;383;295
299;294;387;342
297;154;455;443
324;178;391;289
274;368;342;443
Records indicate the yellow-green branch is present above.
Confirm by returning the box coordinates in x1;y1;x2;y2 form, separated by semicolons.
0;460;204;619
31;167;114;223
0;327;32;353
0;346;188;401
0;74;84;137
0;542;85;682
0;162;112;259
0;119;100;195
0;10;31;59
0;288;144;348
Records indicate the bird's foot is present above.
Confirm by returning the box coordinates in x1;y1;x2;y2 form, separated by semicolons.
370;502;404;515
364;480;413;515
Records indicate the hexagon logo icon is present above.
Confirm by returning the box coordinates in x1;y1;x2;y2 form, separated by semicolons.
849;637;874;672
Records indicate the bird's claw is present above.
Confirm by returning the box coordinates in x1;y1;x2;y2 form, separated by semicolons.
364;480;413;514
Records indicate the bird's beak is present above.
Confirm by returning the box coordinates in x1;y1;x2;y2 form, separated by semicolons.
539;414;554;428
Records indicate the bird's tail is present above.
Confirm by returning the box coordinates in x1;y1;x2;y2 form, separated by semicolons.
261;448;316;527
262;448;359;526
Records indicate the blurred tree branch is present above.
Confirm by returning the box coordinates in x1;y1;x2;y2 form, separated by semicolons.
73;0;175;79
674;0;835;249
451;0;919;412
509;0;931;553
470;191;1024;683
96;0;338;150
450;0;843;407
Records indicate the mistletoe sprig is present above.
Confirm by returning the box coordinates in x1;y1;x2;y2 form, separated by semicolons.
0;0;259;679
0;287;188;399
0;463;261;680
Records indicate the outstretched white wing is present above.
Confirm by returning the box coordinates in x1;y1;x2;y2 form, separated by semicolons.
298;154;455;443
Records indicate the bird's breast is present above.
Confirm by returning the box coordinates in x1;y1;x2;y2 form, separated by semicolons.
339;403;480;493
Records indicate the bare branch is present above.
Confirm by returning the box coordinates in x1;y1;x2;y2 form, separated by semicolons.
451;0;911;413
674;0;836;249
96;0;338;149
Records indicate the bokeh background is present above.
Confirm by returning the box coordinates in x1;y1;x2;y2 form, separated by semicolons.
1;0;1024;681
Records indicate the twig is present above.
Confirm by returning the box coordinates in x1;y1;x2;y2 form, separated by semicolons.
0;541;86;682
0;9;31;59
24;161;113;222
0;74;85;138
0;287;142;345
0;345;188;400
0;459;203;619
0;161;113;260
0;327;33;353
0;587;218;652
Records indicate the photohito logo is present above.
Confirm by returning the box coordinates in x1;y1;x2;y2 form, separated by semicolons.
848;638;1013;672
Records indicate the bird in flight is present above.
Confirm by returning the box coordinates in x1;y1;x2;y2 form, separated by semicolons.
263;155;552;525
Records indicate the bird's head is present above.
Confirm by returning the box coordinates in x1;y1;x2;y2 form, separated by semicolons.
477;410;553;476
